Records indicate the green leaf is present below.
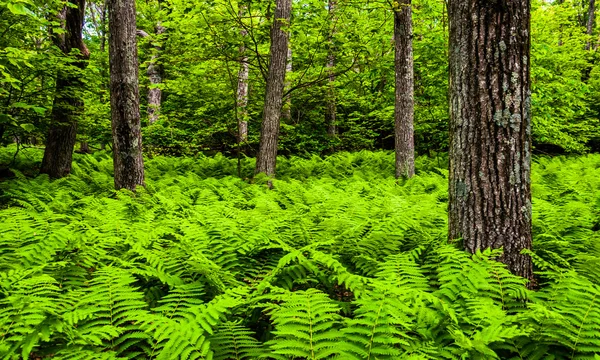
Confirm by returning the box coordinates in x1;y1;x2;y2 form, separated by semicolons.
19;123;36;132
32;107;46;115
7;3;33;16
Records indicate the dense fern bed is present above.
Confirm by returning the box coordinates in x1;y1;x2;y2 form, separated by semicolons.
1;150;600;359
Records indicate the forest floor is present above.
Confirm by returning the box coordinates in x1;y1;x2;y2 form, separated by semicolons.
1;147;600;358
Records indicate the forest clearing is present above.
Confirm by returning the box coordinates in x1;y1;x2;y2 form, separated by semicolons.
2;0;600;358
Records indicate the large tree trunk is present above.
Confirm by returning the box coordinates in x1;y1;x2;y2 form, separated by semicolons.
393;0;415;179
237;7;250;143
448;0;533;281
108;0;145;191
325;0;337;137
40;0;89;179
587;0;596;50
255;0;292;176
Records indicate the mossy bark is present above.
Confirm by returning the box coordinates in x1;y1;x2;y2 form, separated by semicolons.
448;0;533;281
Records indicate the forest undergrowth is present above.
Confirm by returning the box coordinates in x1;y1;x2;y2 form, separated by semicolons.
1;148;600;359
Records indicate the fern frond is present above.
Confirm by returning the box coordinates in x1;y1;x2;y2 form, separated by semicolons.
265;289;343;359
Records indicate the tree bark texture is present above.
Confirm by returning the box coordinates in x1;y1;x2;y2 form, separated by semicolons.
40;0;89;179
448;0;533;281
394;0;415;179
325;0;337;137
255;0;292;176
108;0;145;191
587;0;595;50
237;7;250;143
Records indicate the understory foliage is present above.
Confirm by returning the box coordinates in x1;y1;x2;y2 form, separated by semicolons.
1;149;600;359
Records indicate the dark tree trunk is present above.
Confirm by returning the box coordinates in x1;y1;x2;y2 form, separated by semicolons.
394;0;415;179
79;141;90;153
237;6;250;143
325;0;337;137
255;0;292;176
108;0;145;191
40;0;89;179
587;0;595;50
448;0;533;281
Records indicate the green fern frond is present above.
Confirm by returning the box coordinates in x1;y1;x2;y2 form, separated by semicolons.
265;289;343;359
210;321;262;360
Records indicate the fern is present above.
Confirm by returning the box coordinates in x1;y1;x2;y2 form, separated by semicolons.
210;322;262;360
1;149;600;359
264;289;343;359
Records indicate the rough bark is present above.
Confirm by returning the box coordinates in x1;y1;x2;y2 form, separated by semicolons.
237;6;250;143
587;0;596;50
108;0;145;191
255;0;292;176
325;0;337;137
448;0;533;281
40;0;89;178
394;0;415;179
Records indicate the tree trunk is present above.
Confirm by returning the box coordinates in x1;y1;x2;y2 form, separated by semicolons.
40;0;89;179
448;0;533;281
394;0;415;179
147;23;166;124
237;6;250;143
282;46;293;122
587;0;595;50
79;141;90;153
255;0;292;176
325;0;337;137
101;0;107;52
108;0;145;191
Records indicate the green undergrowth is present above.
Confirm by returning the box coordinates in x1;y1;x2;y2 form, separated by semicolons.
1;148;600;359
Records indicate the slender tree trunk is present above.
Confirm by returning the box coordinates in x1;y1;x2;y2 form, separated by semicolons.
40;0;89;178
147;24;166;124
100;1;107;52
237;7;250;143
100;0;108;151
448;0;533;281
326;0;337;137
108;0;145;191
587;0;595;50
282;46;293;122
79;141;90;153
394;0;415;179
255;0;292;176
